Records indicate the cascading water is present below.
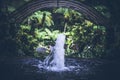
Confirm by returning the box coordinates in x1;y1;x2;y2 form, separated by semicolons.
42;34;68;71
37;34;69;71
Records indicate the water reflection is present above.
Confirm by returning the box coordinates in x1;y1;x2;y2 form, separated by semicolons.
1;57;119;80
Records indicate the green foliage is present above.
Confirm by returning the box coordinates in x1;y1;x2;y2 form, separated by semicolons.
26;11;54;27
64;20;105;58
55;8;83;24
53;8;106;58
17;8;106;58
1;0;119;60
15;10;58;57
17;25;60;57
94;5;111;18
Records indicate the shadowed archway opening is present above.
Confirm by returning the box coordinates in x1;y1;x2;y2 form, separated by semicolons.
10;0;108;25
9;0;108;58
1;1;120;80
10;7;105;58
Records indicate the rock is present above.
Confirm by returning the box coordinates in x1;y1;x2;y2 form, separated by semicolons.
36;47;47;54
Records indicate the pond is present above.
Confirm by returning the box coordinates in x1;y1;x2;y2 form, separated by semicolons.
0;57;120;80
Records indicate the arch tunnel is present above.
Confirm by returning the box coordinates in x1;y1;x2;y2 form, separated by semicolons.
1;1;120;80
9;0;109;26
7;0;111;58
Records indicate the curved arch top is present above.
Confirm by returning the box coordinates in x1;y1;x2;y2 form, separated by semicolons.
10;0;109;25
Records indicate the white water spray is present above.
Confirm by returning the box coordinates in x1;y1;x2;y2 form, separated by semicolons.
42;33;68;71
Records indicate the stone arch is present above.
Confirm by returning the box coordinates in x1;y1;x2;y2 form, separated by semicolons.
9;0;108;25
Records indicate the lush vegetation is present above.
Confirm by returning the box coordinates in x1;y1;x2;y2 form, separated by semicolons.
14;8;106;58
0;0;120;60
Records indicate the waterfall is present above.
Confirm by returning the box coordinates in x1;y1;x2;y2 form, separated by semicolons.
43;34;68;71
